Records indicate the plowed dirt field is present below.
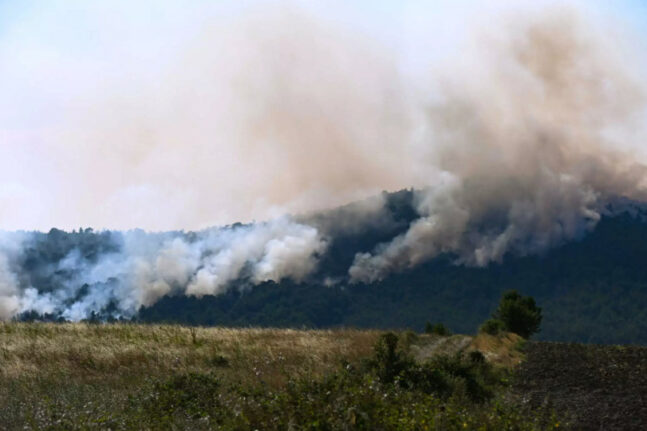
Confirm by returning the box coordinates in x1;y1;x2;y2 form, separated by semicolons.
513;342;647;430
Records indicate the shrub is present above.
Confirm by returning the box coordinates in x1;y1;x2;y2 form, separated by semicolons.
205;353;230;368
425;354;496;402
115;332;556;430
399;361;452;397
366;333;494;403
493;290;542;339
400;329;418;349
137;372;221;421
425;322;451;336
368;332;413;384
480;318;506;335
469;350;486;363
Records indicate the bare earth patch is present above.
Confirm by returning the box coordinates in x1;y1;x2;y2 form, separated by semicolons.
513;342;647;430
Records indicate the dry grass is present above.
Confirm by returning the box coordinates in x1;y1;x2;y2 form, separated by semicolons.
468;332;525;367
410;332;524;367
0;322;380;386
0;323;534;429
0;323;383;428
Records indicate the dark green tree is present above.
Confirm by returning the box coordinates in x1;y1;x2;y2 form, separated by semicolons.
425;322;451;336
369;332;412;384
492;290;542;339
479;318;505;335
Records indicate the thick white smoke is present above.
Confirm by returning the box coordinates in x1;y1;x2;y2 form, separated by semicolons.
1;3;647;318
0;233;25;320
0;217;326;321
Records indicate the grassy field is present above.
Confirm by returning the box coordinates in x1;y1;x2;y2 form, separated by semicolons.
0;323;380;384
0;322;557;430
0;323;379;429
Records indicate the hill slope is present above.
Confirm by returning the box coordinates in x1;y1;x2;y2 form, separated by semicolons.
139;193;647;344
9;189;647;344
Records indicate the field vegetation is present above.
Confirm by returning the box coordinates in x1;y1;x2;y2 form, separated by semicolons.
17;194;647;346
0;322;558;430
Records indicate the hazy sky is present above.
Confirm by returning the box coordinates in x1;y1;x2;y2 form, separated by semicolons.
1;0;646;231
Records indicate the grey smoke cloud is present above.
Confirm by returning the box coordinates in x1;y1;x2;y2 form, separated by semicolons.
1;3;647;319
349;9;647;282
35;5;412;231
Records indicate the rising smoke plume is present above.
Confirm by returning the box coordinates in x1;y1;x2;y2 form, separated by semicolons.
0;217;326;321
1;2;647;320
349;9;647;282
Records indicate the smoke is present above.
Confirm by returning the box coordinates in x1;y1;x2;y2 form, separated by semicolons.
300;193;395;237
0;233;26;320
1;2;647;318
349;9;647;282
0;217;326;321
4;4;412;231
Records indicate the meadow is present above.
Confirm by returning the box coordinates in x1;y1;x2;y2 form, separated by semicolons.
0;322;558;430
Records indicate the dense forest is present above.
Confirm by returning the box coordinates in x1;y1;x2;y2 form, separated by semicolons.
12;189;647;344
139;190;647;344
139;210;647;344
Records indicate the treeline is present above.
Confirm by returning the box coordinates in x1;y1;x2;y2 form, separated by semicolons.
139;213;647;344
12;190;647;344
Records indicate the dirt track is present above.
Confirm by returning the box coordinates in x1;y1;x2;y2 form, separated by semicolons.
513;342;647;430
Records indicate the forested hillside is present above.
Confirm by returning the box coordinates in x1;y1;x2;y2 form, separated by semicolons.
9;189;647;344
138;192;647;344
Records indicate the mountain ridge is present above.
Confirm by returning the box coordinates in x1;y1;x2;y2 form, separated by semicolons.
10;189;647;344
138;191;647;344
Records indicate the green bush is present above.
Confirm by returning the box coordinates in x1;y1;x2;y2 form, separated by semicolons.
425;322;451;336
469;350;486;363
123;347;552;430
205;353;230;368
400;329;418;349
480;318;506;335
367;332;413;384
79;331;560;430
136;372;222;422
493;290;542;339
366;333;495;402
425;354;496;402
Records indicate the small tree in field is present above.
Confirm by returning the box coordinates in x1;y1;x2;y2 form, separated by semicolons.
492;290;542;339
479;318;505;335
425;322;451;336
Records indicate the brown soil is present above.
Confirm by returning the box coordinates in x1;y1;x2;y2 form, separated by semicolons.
513;342;647;430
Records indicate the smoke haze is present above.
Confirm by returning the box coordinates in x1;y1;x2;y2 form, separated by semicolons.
1;1;647;319
350;8;647;281
0;217;326;320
